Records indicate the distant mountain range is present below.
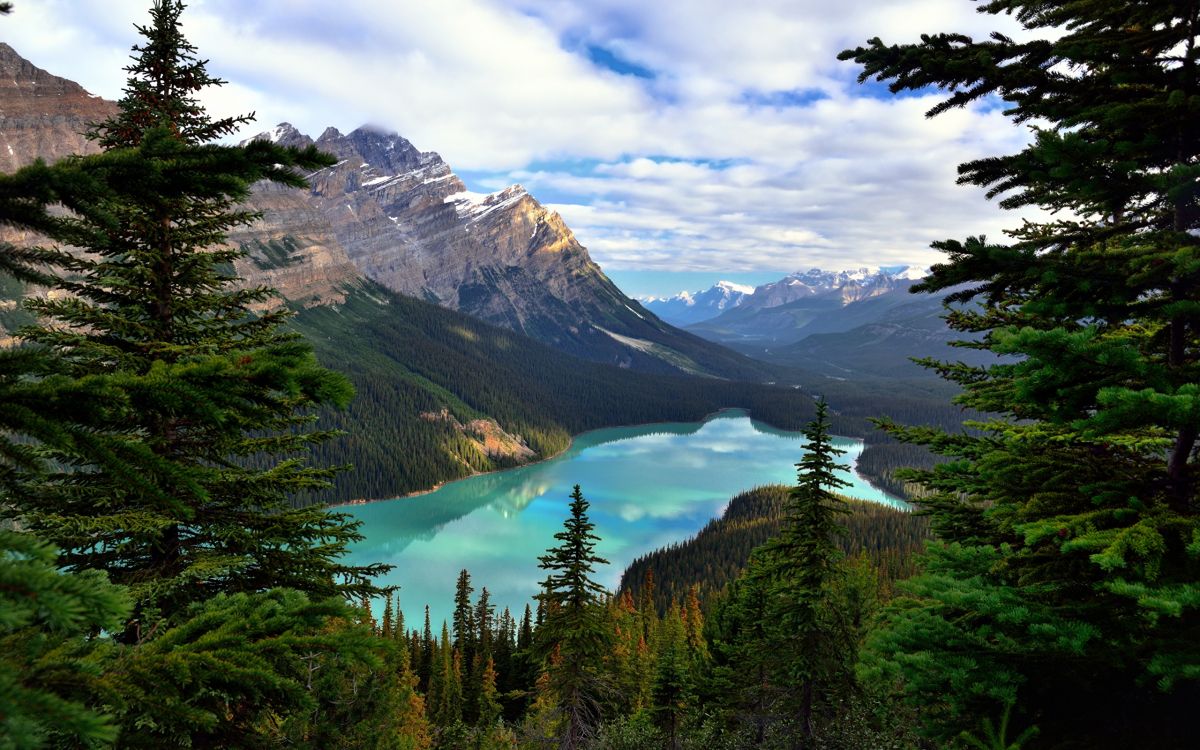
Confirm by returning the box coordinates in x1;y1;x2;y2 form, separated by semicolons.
640;280;756;326
644;267;926;329
640;266;993;380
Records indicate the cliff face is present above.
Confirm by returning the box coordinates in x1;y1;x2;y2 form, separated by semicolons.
242;122;773;378
0;48;362;309
255;123;667;362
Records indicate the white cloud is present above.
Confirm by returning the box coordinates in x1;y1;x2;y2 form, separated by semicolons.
2;0;1044;274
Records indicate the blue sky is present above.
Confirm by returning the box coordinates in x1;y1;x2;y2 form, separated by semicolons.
3;0;1036;298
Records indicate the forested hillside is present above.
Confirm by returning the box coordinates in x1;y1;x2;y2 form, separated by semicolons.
618;485;930;613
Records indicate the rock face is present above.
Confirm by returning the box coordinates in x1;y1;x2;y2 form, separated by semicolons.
252;124;655;358
0;47;361;308
0;42;113;170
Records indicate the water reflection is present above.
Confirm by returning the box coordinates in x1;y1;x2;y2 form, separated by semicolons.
345;410;903;627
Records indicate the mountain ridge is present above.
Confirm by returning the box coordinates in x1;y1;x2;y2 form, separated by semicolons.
671;266;926;341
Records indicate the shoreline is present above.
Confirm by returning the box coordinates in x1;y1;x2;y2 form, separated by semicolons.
328;407;898;509
328;406;751;509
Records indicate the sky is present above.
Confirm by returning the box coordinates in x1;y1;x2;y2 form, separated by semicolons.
3;0;1038;298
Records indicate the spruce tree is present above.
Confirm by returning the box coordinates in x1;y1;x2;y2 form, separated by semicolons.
841;1;1200;746
753;398;850;745
3;0;386;632
535;484;612;749
477;656;503;729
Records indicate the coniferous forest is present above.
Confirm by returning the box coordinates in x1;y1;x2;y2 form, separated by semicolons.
2;1;1199;749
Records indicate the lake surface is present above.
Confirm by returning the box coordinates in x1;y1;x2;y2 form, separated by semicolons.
343;409;904;628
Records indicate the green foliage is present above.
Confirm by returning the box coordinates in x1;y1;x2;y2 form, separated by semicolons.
957;702;1039;750
103;589;382;748
0;530;129;750
622;485;930;613
841;1;1200;746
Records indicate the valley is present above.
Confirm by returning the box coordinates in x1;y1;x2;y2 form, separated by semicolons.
3;2;1193;747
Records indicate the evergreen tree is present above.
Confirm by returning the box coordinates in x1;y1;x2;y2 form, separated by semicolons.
419;606;434;693
705;568;776;744
535;484;612;749
752;398;850;745
432;621;462;727
0;530;128;749
105;588;382;748
841;1;1200;746
3;0;386;635
681;584;708;663
382;592;396;640
453;569;477;659
651;604;692;750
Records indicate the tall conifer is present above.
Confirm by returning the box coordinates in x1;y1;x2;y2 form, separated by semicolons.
842;1;1200;745
535;484;612;749
4;0;386;632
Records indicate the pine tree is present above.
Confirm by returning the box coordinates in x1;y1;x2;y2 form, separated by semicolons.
382;592;396;640
682;584;708;663
419;606;434;693
535;484;612;749
432;621;463;727
651;604;692;750
453;569;477;659
841;1;1200;746
706;568;776;744
3;0;386;634
105;588;383;749
752;398;850;745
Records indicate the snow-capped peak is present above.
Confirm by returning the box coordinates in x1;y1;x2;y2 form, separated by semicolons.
716;280;756;295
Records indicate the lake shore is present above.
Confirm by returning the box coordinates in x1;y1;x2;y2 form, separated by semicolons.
328;406;751;508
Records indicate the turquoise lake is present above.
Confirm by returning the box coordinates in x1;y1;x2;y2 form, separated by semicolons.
343;409;904;628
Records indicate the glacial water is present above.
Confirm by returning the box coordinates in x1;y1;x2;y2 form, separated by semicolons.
343;409;904;627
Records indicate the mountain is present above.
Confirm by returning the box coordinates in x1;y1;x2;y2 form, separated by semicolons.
0;43;774;381
687;266;925;347
641;280;755;326
748;289;993;379
237;122;776;380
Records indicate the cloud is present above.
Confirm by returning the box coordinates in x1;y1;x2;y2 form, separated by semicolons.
3;0;1042;274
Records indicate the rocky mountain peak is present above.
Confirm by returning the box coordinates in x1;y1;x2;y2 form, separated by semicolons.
249;122;310;147
0;44;114;170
